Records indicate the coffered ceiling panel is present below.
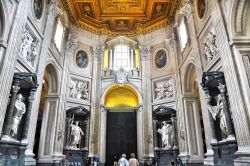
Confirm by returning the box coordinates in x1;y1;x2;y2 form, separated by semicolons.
63;0;181;36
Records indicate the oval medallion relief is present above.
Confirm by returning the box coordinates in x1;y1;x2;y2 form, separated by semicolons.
33;0;44;20
76;50;88;68
196;0;206;19
155;50;167;68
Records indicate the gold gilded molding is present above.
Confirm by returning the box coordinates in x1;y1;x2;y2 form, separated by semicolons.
62;0;181;36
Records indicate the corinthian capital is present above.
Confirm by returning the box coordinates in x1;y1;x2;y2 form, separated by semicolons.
93;46;105;61
66;33;78;52
139;46;151;61
48;1;61;18
181;0;193;16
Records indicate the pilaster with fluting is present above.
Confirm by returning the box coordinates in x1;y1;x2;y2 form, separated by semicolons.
0;0;30;135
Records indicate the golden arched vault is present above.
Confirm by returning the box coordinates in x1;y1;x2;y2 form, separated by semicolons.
62;0;181;36
104;84;139;108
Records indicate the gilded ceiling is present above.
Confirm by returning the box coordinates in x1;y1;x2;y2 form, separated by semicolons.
62;0;181;36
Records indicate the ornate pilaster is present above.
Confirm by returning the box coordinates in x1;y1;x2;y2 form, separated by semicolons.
153;120;158;149
171;115;178;149
21;87;38;144
84;119;90;149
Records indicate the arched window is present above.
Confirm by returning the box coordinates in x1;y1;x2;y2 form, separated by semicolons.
54;18;64;51
179;18;188;51
109;45;134;70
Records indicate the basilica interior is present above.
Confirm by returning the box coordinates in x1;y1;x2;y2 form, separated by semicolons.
0;0;250;166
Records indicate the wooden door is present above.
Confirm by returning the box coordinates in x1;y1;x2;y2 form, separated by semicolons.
106;111;137;166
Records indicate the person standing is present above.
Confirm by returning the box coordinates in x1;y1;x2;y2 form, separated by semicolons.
118;154;128;166
128;153;139;166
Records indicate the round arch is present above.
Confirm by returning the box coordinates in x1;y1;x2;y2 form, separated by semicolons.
100;83;143;107
99;83;144;164
180;62;206;161
183;63;197;93
229;0;250;37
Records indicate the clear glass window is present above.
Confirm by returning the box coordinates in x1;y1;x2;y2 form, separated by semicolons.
179;18;188;51
112;45;131;70
54;19;64;51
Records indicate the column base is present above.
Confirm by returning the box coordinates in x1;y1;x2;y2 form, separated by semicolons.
154;148;179;165
211;139;237;166
23;149;36;166
234;148;250;166
0;140;27;165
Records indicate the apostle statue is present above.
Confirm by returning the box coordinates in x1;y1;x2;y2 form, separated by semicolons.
207;94;228;137
157;121;174;149
10;94;26;137
70;121;84;148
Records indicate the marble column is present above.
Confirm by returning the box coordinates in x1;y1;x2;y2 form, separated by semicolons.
171;115;178;149
65;118;71;147
217;83;235;140
1;79;21;140
22;87;37;144
84;119;90;149
153;120;158;149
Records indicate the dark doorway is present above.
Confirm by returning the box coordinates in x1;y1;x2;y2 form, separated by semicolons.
106;111;137;166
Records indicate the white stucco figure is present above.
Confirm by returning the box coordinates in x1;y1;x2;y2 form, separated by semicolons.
70;121;84;148
157;121;174;149
10;94;26;137
69;80;77;98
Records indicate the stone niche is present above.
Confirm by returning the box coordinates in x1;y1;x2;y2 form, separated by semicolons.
152;106;179;166
201;72;238;166
63;106;90;166
0;73;38;165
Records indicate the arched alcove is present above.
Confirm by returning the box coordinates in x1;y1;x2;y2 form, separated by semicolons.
99;83;143;165
182;63;206;161
34;64;60;162
104;84;139;108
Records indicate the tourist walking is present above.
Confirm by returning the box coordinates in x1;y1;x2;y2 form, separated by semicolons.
128;153;139;166
118;154;129;166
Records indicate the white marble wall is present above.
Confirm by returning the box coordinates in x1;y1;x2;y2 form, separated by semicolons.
0;0;249;165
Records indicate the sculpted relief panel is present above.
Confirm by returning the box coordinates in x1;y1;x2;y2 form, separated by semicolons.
69;79;89;101
19;27;40;69
202;30;219;64
154;78;174;101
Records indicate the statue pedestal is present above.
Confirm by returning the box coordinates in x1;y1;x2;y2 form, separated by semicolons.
211;140;237;166
0;140;27;166
63;148;88;166
154;149;179;165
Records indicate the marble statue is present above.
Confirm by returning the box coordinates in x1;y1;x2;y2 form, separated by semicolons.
157;121;174;149
10;94;26;137
207;94;228;136
70;121;84;148
69;80;77;98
